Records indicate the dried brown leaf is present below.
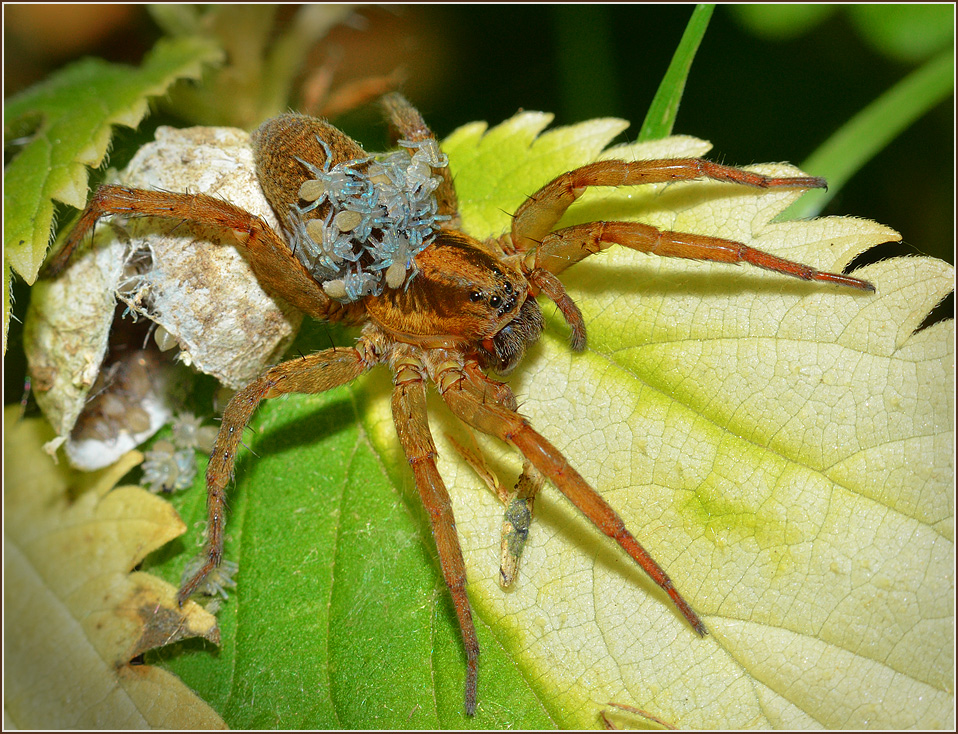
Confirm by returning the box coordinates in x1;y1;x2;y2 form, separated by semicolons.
3;405;226;729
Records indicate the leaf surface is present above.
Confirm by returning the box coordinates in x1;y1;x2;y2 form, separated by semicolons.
2;36;222;352
438;115;954;728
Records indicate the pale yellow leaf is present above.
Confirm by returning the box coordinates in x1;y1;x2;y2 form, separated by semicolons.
361;113;954;728
3;405;226;729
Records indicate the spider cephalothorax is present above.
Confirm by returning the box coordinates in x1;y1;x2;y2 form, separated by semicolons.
47;94;874;716
366;231;532;350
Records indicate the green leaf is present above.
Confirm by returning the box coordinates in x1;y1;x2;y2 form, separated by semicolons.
149;374;556;729
2;36;222;352
639;4;714;141
786;48;955;220
848;4;955;63
731;4;836;41
150;114;951;728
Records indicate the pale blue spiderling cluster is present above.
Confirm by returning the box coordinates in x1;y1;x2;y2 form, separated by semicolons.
142;439;194;493
287;136;451;302
141;412;217;494
180;555;239;606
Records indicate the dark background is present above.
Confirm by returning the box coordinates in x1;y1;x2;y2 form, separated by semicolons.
4;4;954;405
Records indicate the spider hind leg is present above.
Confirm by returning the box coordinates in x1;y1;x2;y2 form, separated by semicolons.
429;351;708;637
381;92;459;225
178;341;378;606
391;347;479;715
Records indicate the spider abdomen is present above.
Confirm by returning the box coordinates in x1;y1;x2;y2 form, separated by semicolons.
254;114;450;304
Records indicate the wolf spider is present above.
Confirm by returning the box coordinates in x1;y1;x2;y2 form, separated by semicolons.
47;94;874;715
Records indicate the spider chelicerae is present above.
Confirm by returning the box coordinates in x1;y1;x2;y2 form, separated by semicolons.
47;94;874;715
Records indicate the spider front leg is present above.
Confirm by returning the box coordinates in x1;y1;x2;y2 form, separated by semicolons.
390;346;479;715
532;220;876;291
451;366;545;588
177;339;380;605
44;184;360;323
511;158;828;252
428;350;707;637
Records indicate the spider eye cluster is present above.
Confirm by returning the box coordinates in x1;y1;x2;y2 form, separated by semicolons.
287;136;451;302
467;267;518;314
468;286;514;314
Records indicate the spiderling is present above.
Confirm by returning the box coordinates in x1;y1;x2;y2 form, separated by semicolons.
287;136;450;302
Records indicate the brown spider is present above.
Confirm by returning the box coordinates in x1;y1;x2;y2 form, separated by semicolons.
47;94;874;715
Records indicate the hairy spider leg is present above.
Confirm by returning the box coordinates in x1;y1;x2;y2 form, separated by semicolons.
534;220;876;290
178;341;379;605
43;184;366;324
390;346;479;715
427;350;709;638
507;159;874;347
444;376;546;589
510;158;828;252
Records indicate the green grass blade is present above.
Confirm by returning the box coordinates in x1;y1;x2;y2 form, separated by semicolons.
787;48;954;219
638;4;714;141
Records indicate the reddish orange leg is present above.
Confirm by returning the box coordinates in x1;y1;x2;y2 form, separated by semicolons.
390;347;479;715
527;267;586;350
45;185;261;275
511;158;827;251
177;342;377;606
42;184;356;322
534;220;875;291
429;351;707;636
